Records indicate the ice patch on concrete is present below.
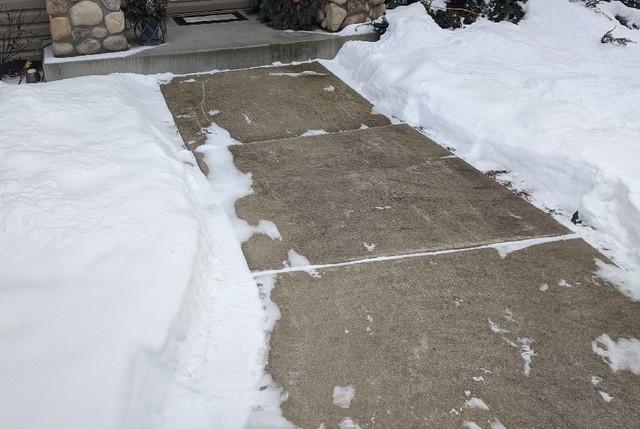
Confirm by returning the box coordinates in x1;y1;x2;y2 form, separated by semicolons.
333;385;356;408
592;334;640;375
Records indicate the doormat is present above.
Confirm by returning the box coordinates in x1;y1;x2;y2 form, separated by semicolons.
173;12;248;26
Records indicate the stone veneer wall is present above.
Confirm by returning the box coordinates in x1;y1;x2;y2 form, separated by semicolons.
317;0;386;32
47;0;128;57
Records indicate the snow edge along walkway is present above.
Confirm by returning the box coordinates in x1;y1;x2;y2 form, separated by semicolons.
0;74;288;429
322;0;640;299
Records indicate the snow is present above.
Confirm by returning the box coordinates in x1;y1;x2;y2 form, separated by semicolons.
324;0;640;299
488;319;510;334
558;279;573;288
338;417;362;429
517;337;536;377
269;70;327;77
43;44;156;64
599;390;614;402
0;74;285;428
464;422;484;429
301;129;329;136
333;385;356;408
197;123;284;244
287;249;321;277
464;397;490;410
592;334;640;375
490;418;507;429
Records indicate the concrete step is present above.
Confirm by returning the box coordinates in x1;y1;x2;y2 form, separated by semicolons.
42;15;378;81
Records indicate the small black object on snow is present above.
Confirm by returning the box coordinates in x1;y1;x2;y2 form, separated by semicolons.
571;210;582;225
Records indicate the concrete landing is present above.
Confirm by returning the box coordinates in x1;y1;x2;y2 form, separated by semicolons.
265;239;640;428
43;15;378;80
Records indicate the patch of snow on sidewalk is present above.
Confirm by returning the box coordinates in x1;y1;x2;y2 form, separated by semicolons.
333;385;356;408
464;397;490;410
0;74;286;428
592;334;640;375
324;0;640;298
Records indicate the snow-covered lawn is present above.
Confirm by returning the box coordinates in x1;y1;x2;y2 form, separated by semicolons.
0;75;280;428
324;0;640;298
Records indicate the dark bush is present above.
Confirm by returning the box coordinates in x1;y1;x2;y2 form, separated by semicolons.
425;0;528;29
258;0;319;30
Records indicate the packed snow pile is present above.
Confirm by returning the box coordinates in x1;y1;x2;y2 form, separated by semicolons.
325;0;640;298
0;75;281;428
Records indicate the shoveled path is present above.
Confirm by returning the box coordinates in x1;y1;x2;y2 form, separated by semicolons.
162;63;640;428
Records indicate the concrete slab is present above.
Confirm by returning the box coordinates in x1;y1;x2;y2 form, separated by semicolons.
265;239;640;428
233;124;568;271
161;62;389;147
43;16;379;80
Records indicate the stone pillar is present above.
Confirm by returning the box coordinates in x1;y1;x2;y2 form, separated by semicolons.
47;0;128;57
317;0;386;32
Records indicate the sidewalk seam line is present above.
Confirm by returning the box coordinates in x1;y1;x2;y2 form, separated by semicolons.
251;233;580;277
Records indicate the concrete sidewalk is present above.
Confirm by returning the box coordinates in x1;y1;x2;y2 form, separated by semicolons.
162;63;640;428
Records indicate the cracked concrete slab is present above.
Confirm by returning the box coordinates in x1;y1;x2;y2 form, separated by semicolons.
264;238;640;429
234;125;569;271
161;62;390;172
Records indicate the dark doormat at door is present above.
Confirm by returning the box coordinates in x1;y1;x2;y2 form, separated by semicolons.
173;12;248;26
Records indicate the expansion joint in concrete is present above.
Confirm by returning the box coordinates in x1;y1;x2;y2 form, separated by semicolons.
251;233;580;277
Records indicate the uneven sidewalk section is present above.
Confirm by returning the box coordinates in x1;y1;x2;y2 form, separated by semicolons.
161;62;640;428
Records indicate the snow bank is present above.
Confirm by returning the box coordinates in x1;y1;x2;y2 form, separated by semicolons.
0;74;274;428
325;0;640;297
